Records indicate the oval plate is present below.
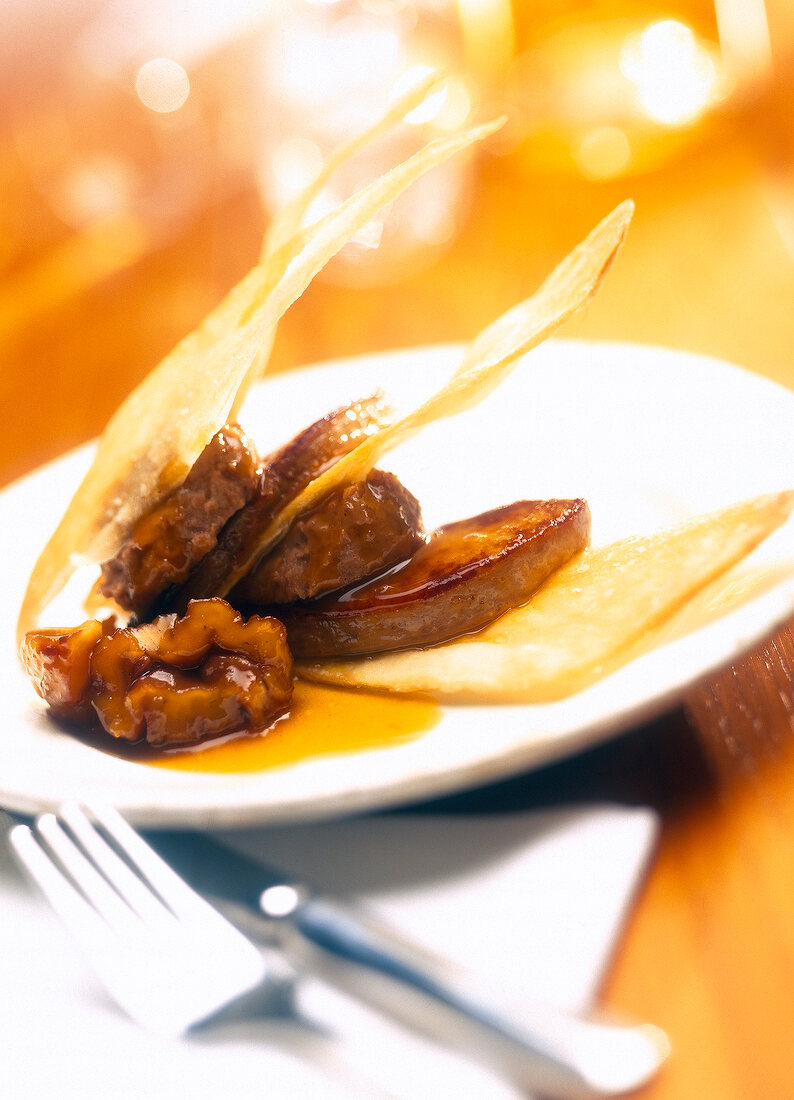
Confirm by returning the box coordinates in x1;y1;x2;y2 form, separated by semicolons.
2;340;793;826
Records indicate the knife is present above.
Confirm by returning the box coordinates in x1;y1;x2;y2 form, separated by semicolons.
146;828;668;1099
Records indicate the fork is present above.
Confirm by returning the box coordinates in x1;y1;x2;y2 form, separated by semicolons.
7;801;272;1037
7;804;668;1098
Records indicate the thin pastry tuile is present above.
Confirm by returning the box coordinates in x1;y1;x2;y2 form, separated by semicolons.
230;70;449;416
17;110;501;646
206;201;633;596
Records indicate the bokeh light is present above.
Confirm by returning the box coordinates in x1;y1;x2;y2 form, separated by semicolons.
621;21;724;127
574;125;632;180
135;58;191;114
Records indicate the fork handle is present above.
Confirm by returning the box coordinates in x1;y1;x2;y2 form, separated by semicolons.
145;830;665;1098
277;895;665;1100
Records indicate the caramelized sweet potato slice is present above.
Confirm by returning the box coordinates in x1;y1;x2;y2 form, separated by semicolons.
281;499;590;657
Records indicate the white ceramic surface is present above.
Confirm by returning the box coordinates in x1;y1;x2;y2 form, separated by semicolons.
2;340;793;826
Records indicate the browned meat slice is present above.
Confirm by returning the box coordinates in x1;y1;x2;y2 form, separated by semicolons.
100;424;259;617
172;394;389;608
232;469;423;604
280;499;590;657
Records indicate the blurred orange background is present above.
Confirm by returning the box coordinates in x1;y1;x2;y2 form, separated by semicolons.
2;0;793;487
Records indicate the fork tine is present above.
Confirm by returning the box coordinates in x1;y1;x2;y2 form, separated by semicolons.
58;802;172;930
11;805;271;1037
85;802;225;926
35;812;141;934
9;823;109;951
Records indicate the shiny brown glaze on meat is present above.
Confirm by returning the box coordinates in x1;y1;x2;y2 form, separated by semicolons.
170;395;389;609
280;499;591;657
233;469;423;604
100;425;259;617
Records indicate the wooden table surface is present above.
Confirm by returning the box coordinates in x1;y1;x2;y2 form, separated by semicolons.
3;5;794;1097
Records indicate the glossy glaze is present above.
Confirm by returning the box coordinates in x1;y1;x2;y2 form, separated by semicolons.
100;424;259;616
149;679;440;773
282;498;590;657
176;395;388;606
235;468;423;604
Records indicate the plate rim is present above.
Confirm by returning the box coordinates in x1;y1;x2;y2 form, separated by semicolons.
2;337;793;827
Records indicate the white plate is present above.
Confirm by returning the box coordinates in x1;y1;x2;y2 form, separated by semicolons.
2;340;793;826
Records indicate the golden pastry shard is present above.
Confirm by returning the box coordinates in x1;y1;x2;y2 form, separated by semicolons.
211;200;634;595
17;105;501;645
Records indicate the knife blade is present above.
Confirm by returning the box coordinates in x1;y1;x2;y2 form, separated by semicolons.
145;828;667;1099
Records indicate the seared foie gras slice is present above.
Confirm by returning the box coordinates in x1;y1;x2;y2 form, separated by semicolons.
172;395;388;609
233;469;423;604
281;498;590;657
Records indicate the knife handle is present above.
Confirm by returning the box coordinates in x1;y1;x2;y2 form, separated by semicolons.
264;892;666;1100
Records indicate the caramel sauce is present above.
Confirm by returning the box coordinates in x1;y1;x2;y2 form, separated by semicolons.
147;680;440;773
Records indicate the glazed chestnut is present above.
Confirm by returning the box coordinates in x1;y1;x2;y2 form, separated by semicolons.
90;599;293;746
23;599;293;747
22;618;110;723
